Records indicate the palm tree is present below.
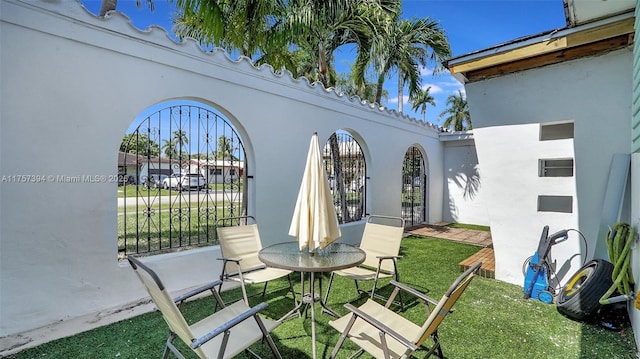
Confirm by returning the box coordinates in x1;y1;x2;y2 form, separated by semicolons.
162;139;177;158
335;72;388;104
165;130;189;160
410;86;435;121
172;0;396;87
216;135;237;160
439;90;472;131
358;16;450;112
173;0;285;61
172;130;189;149
277;0;398;88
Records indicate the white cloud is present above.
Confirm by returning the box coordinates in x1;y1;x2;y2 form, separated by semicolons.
419;66;433;76
388;96;409;105
440;80;464;88
421;83;443;94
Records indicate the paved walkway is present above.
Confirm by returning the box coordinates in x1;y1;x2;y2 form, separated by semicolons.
405;224;495;278
406;224;493;247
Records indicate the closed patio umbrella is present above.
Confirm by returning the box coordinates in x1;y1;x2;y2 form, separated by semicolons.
289;133;341;252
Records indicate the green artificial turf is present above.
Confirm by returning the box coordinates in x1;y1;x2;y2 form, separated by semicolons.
7;236;637;358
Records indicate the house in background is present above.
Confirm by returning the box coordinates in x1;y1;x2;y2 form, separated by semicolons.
186;158;244;184
118;151;177;185
446;0;639;349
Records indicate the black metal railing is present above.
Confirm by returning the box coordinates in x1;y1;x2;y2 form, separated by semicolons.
402;146;426;226
118;104;246;258
323;132;366;224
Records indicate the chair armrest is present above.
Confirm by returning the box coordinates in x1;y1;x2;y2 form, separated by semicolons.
173;280;223;304
376;255;403;260
190;302;268;349
389;280;438;306
217;257;244;280
343;303;418;351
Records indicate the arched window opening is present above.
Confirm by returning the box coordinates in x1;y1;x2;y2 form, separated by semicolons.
402;146;426;226
118;102;246;258
323;132;366;223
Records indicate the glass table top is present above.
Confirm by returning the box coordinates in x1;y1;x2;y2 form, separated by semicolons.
259;242;365;272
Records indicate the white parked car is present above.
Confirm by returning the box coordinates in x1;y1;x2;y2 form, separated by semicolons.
162;173;206;191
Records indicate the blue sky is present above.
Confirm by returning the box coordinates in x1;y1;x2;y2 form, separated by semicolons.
80;0;567;125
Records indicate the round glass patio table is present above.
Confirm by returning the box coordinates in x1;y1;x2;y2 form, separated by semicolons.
259;241;365;359
259;241;365;273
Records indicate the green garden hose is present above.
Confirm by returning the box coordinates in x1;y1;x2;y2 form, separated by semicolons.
599;222;636;305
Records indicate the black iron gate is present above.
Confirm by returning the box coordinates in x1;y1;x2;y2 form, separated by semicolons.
323;132;366;224
118;103;246;257
401;146;426;226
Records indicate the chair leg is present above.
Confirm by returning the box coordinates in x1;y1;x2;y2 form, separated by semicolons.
287;274;299;307
164;332;186;359
261;281;268;297
354;279;362;296
162;339;170;359
394;270;405;310
370;273;380;299
434;332;444;359
330;314;358;359
422;332;443;359
215;277;225;311
254;314;283;359
323;272;335;304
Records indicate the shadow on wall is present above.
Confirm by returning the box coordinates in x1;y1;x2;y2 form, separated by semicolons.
452;165;481;200
446;165;481;223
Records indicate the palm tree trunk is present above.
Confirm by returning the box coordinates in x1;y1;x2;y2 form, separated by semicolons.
397;69;403;113
318;41;328;87
99;0;117;16
329;134;349;222
375;73;385;106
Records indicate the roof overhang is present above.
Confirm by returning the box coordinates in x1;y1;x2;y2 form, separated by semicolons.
564;0;636;27
445;11;634;83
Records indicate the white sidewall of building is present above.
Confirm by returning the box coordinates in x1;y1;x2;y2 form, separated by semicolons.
465;48;633;285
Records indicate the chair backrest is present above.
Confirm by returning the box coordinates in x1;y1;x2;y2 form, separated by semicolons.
127;256;206;357
414;261;482;346
359;215;405;273
216;216;265;275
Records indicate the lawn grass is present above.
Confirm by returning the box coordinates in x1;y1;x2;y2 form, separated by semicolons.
7;236;637;358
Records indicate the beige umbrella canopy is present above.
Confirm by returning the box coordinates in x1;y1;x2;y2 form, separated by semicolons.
289;133;341;252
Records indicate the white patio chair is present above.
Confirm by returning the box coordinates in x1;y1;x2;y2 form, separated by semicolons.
324;215;405;304
216;216;297;307
329;261;482;359
127;256;282;359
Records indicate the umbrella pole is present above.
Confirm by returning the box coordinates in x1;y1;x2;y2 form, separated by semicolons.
310;271;317;359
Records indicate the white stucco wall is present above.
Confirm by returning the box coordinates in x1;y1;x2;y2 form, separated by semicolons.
441;135;489;226
0;0;456;346
465;48;633;285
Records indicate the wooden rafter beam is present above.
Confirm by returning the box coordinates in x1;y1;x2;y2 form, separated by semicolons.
448;16;635;82
464;34;632;81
